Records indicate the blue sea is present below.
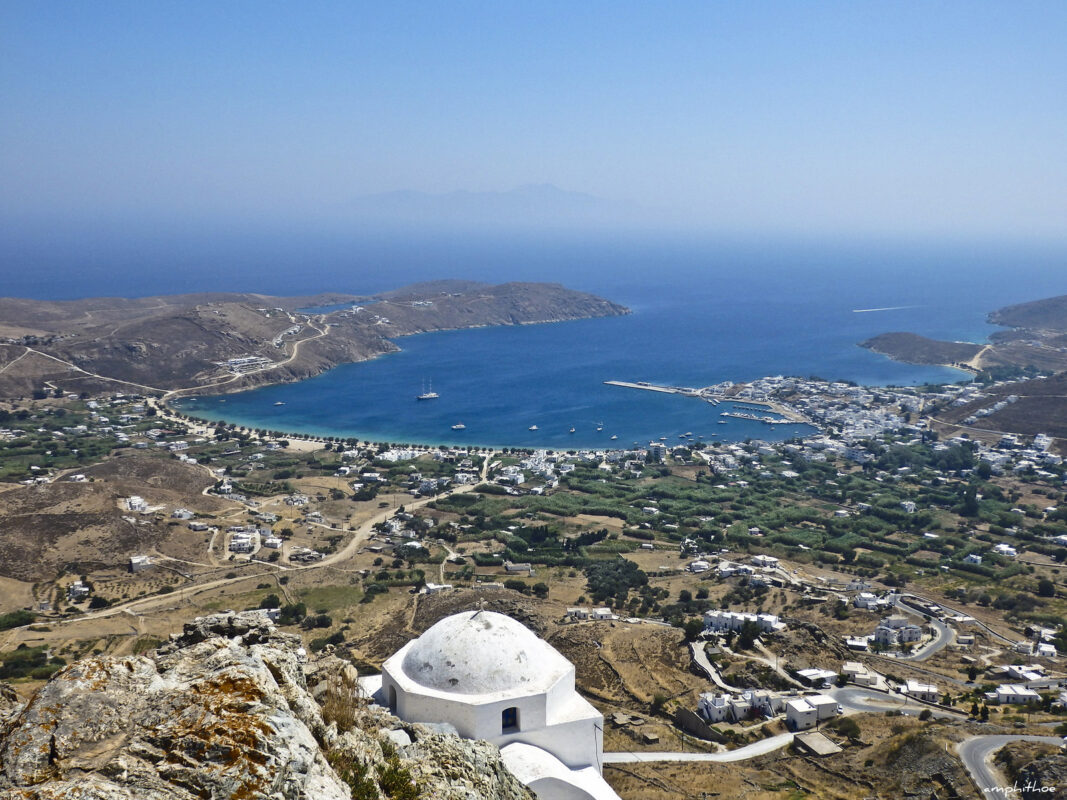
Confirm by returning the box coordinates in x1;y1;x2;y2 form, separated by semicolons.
4;228;1065;448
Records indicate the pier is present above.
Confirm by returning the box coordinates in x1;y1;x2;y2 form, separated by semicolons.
603;380;683;394
604;380;812;426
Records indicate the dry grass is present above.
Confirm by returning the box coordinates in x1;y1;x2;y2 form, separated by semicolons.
320;668;366;733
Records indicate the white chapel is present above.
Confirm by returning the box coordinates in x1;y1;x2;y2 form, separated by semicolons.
371;609;621;800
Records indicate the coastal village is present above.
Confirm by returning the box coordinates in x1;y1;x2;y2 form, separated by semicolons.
1;360;1066;798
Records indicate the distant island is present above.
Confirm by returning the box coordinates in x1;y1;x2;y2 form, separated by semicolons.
0;281;629;400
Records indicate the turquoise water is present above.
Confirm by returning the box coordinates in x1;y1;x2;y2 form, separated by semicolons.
169;238;1067;448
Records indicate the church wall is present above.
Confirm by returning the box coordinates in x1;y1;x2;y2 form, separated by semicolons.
494;715;601;771
386;678;549;741
544;669;577;718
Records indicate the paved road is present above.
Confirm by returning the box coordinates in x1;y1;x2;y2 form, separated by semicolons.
901;590;1016;646
689;642;742;692
604;732;794;763
957;735;1062;800
887;593;955;661
829;686;965;720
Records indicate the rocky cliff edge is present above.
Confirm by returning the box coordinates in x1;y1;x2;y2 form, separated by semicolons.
0;611;533;800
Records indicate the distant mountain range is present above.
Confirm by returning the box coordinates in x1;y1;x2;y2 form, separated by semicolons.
348;184;645;229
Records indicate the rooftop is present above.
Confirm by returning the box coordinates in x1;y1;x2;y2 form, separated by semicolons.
397;610;572;697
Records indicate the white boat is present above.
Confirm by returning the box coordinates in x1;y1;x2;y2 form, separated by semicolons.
274;401;285;406
569;427;576;434
416;379;439;400
610;434;618;440
529;425;539;431
596;426;603;432
451;423;466;430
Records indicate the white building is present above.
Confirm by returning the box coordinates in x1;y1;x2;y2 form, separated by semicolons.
785;698;818;731
986;684;1041;705
841;662;884;689
703;610;786;635
853;592;889;611
796;668;837;688
698;690;784;723
873;616;923;647
128;555;151;573
904;680;940;703
751;554;779;569
808;694;839;720
376;610;620;800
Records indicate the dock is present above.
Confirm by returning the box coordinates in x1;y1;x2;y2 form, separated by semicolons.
604;380;813;426
603;380;695;395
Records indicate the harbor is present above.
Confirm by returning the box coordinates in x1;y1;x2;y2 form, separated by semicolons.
604;380;812;426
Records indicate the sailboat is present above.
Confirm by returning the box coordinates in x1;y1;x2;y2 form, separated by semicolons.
416;379;439;400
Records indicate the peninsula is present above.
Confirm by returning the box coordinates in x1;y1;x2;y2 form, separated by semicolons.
861;293;1067;377
0;281;629;400
861;292;1067;438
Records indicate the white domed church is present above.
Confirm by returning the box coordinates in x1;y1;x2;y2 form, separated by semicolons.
372;609;621;800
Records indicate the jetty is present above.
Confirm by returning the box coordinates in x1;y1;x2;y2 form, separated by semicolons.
604;380;811;425
603;380;692;395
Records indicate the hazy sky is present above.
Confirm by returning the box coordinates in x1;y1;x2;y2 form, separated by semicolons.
2;1;1065;239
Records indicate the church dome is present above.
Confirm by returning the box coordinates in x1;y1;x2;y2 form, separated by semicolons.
399;610;572;696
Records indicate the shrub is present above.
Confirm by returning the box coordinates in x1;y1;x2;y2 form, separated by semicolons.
0;610;35;631
827;716;860;739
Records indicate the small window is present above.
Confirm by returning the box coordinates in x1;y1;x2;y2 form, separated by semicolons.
501;706;519;733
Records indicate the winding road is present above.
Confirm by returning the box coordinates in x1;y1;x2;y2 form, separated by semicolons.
887;593;955;661
957;735;1063;800
828;686;965;720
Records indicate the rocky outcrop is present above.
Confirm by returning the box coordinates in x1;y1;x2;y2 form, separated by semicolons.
1016;752;1067;800
997;741;1067;800
0;611;533;800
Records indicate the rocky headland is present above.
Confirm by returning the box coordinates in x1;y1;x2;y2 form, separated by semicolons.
0;281;629;400
860;293;1067;376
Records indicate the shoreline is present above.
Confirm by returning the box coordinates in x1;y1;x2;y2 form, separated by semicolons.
861;343;981;378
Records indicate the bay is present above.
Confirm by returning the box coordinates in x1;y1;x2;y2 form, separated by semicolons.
166;235;1067;449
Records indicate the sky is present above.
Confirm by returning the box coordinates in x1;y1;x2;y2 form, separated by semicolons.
2;1;1066;241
